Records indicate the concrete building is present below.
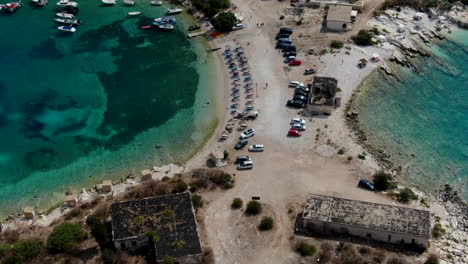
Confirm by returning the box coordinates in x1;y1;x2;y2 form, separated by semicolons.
302;194;431;249
23;207;35;219
326;4;353;31
101;180;112;192
141;169;153;181
65;195;77;207
111;192;203;264
299;0;364;11
305;77;339;115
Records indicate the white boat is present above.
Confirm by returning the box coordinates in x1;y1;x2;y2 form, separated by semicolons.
56;12;74;18
128;11;141;16
166;6;182;15
54;18;80;25
150;0;162;5
57;0;78;7
123;0;134;5
101;0;116;4
158;24;174;31
57;25;76;32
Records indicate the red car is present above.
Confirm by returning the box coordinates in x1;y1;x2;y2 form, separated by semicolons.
289;59;302;66
288;129;302;137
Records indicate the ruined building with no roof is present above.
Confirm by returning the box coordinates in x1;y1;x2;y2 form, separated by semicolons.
302;194;431;249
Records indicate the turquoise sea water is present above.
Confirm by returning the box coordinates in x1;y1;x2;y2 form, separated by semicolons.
0;1;221;217
352;30;468;199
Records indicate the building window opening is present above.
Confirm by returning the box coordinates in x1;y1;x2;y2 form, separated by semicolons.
387;235;392;241
342;23;347;29
400;239;405;244
411;239;415;244
131;241;137;246
366;233;372;239
120;242;126;249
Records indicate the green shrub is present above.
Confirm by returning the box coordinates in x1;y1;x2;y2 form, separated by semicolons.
357;154;366;160
146;231;160;243
246;201;262;215
432;223;446;238
397;187;418;203
13;238;43;260
420;198;430;208
192;0;230;18
258;216;274;231
211;12;236;32
162;255;175;264
424;254;439;264
47;222;87;253
192;194;204;209
337;148;345;155
347;156;353;161
209;173;233;189
373;171;390;191
330;40;344;49
172;180;188;193
231;198;243;209
319;49;328;55
297;243;316;257
351;30;374;46
86;215;109;245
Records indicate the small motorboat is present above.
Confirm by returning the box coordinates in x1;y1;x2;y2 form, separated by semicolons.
101;0;116;5
158;24;174;31
128;11;141;16
1;1;23;12
57;25;76;32
150;0;162;5
141;25;152;29
188;24;200;31
56;12;74;18
32;0;48;6
57;0;78;7
123;0;134;5
57;6;79;14
166;6;182;15
153;16;176;25
54;18;80;25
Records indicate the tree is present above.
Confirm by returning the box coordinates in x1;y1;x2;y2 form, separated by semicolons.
13;238;43;260
373;171;390;191
351;30;374;46
162;255;175;264
231;198;243;209
258;216;274;231
297;243;316;256
330;40;344;49
172;180;188;193
86;215;109;246
398;187;418;203
47;223;87;253
211;12;237;32
246;201;262;215
192;194;204;208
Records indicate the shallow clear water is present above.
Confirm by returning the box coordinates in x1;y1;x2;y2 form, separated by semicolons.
352;30;468;199
0;1;220;216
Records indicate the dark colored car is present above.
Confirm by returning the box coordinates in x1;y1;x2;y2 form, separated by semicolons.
286;100;304;108
282;44;296;52
293;95;307;102
279;27;293;34
276;42;287;49
304;68;317;75
235;155;252;164
294;90;309;97
277;38;292;44
283;51;297;57
235;140;248;150
358;179;375;191
276;33;290;40
295;86;310;92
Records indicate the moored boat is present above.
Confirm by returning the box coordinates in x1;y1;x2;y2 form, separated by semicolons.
56;0;78;7
158;24;174;31
101;0;116;5
57;25;76;32
128;11;141;16
56;12;74;18
188;24;200;31
123;0;134;5
150;0;162;5
0;1;23;12
54;18;80;25
153;15;176;26
57;6;79;14
32;0;48;6
166;6;182;15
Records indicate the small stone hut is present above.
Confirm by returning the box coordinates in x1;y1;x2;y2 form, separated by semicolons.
326;4;353;31
23;207;35;219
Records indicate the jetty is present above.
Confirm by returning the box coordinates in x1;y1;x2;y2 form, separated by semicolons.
187;31;206;38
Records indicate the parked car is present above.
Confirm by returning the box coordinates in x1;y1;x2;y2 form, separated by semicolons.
282;44;296;52
288;129;302;137
296;86;310;92
290;118;306;125
248;144;264;152
279;27;293;34
235;155;251;164
276;42;287;49
289;59;302;66
289;81;304;88
240;128;255;139
235;139;248;150
283;51;297;57
358;179;375;191
294;90;309;97
293;95;307;102
286;100;304;108
276;33;290;40
232;23;244;30
277;38;292;44
284;56;296;63
291;123;306;131
237;160;253;170
304;68;317;75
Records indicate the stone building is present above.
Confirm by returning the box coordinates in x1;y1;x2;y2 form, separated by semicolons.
305;77;340;115
111;192;203;264
326;4;353;31
302;194;431;249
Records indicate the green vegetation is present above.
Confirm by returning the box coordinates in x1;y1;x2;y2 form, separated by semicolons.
162;210;175;218
209;172;233;189
47;223;87;253
397;187;418;203
246;200;262;215
146;231;160;243
297;243;317;257
162;255;175;264
370;27;380;35
432;223;446;238
336;88;342;92
337;148;346;155
258;216;274;231
192;194;204;209
223;150;229;159
211;12;237;32
420;198;430;208
424;254;440;264
5;238;44;262
192;0;230;18
357;154;366;160
373;171;390;191
319;49;328;55
133;215;146;225
447;254;453;260
330;40;344;49
171;241;183;249
351;30;374;46
172;180;188;193
0;243;11;258
86;215;110;246
382;0;442;10
231;198;243;209
347;156;353;161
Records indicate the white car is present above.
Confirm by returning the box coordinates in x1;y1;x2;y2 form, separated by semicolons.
240;128;255;139
248;144;264;152
291;123;306;131
237;160;253;170
290;118;306;125
232;23;244;30
289;81;304;88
